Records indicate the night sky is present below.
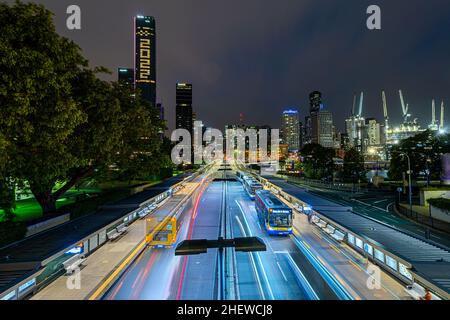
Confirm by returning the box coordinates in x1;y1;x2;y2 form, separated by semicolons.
15;0;450;132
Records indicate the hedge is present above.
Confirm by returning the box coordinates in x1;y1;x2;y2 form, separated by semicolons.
427;198;450;214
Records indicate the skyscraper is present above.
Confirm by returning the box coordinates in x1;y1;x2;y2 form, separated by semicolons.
311;110;334;148
309;91;323;113
134;15;156;107
366;118;381;146
345;116;366;151
303;115;312;146
304;91;323;146
281;109;300;152
176;83;193;134
118;68;134;86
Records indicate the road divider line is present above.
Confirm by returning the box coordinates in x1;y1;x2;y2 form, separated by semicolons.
292;229;355;300
235;201;275;300
285;253;319;300
235;215;265;300
276;261;288;282
349;259;363;272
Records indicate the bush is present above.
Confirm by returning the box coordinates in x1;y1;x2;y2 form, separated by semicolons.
427;198;450;214
0;221;27;248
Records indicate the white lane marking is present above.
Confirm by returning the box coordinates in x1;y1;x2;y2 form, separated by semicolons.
276;261;288;282
235;215;265;300
374;199;388;204
352;199;389;212
285;253;319;300
235;202;275;300
386;202;394;211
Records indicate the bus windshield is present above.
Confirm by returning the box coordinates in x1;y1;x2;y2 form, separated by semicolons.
269;213;292;228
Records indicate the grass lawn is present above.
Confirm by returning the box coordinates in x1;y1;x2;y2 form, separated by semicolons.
0;188;101;222
0;178;167;223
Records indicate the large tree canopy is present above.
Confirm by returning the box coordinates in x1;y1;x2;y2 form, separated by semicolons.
388;130;450;181
0;2;167;215
342;147;366;183
300;143;335;180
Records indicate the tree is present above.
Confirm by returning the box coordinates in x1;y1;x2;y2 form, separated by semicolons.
0;2;167;215
300;143;335;179
343;147;366;183
109;82;167;182
0;1;87;214
0;178;15;221
388;130;450;181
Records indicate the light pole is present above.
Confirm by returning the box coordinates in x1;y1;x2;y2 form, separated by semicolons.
398;152;413;218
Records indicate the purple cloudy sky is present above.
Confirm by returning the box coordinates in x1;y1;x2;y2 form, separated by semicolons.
13;0;450;132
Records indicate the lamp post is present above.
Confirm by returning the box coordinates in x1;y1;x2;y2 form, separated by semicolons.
399;152;413;218
425;157;432;187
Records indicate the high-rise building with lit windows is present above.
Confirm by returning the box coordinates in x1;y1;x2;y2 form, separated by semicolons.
176;83;193;134
366;118;381;146
311;110;334;148
134;15;156;107
281;109;301;152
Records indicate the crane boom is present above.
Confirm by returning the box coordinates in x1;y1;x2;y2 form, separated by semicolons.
352;94;356;116
382;91;388;118
358;92;363;117
399;90;407;115
432;99;436;125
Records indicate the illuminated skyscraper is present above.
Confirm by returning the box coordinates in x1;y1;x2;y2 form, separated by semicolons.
311;110;334;148
134;15;156;106
281;109;301;152
366;118;381;146
176;83;193;134
309;91;323;113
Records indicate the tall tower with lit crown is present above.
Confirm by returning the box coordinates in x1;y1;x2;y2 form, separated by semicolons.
134;15;156;107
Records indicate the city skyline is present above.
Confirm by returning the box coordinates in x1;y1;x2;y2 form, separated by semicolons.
2;1;450;304
17;0;450;133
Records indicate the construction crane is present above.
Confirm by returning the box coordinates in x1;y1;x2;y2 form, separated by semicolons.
382;90;389;132
399;90;411;123
432;99;436;126
351;94;357;116
429;99;438;130
358;91;364;117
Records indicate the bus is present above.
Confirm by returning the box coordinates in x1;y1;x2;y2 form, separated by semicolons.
255;190;293;235
243;176;263;200
146;215;177;248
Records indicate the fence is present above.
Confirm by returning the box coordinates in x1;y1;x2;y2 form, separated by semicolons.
396;202;450;234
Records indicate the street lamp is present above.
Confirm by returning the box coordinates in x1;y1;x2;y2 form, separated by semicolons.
396;152;413;218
